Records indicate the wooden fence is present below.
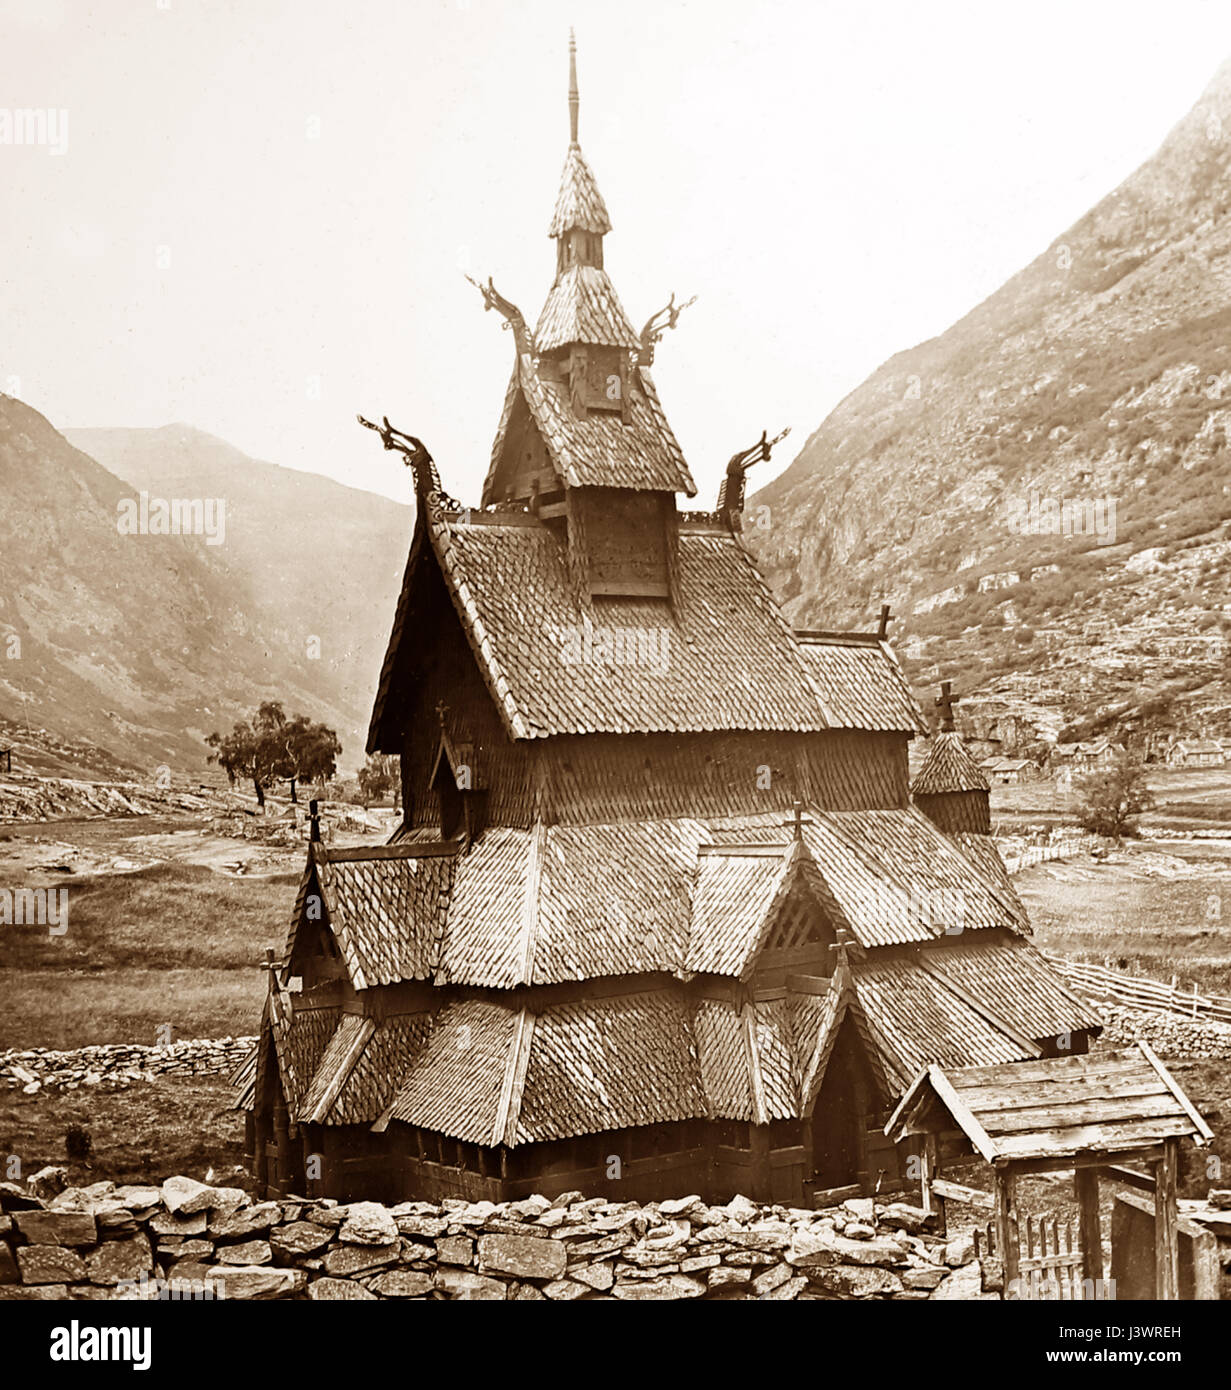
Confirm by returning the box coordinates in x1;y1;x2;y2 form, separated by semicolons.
999;834;1102;875
1042;952;1231;1025
975;1215;1088;1301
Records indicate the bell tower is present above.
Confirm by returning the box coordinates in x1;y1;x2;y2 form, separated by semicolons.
478;32;698;602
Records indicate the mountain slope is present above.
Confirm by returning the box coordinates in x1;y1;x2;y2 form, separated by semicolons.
0;403;409;775
751;59;1231;749
66;423;411;768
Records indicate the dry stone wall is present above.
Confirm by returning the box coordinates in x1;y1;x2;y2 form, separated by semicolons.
1;1039;256;1093
1096;1005;1231;1060
0;1169;988;1301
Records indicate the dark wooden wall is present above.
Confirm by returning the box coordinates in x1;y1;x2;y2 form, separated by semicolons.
913;790;991;835
277;1117;843;1208
486;389;557;505
570;487;670;597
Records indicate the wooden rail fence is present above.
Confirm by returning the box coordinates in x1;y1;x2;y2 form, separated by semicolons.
999;834;1102;875
1042;952;1231;1025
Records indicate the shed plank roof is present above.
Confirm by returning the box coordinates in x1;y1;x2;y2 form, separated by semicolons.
886;1043;1214;1162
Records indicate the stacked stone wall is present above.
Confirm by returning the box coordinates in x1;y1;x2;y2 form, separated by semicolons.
0;1169;986;1301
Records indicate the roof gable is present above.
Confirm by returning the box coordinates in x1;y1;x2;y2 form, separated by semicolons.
376;509;830;740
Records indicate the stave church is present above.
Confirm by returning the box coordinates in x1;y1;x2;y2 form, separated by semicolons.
241;38;1100;1206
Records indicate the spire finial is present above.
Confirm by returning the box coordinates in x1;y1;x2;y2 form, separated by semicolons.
568;29;579;144
935;681;959;733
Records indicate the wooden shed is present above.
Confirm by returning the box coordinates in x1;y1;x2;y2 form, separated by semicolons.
886;1043;1214;1300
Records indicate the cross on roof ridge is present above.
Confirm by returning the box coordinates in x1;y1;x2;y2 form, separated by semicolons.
782;800;814;842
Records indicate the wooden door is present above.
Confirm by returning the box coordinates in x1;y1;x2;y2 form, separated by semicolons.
810;1026;866;1189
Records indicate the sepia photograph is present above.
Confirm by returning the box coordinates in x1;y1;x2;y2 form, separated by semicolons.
2;0;1230;1362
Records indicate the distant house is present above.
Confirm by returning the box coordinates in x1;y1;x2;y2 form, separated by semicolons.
1169;739;1225;769
1050;738;1115;771
980;756;1033;786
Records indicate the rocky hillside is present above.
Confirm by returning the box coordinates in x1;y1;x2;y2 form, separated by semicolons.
0;401;409;776
752;59;1231;752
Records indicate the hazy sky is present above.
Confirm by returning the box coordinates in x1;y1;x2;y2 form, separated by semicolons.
5;0;1231;506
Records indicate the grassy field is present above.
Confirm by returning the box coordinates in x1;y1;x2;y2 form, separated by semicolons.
992;765;1231;832
0;1074;247;1189
2;861;297;1049
1017;840;1231;995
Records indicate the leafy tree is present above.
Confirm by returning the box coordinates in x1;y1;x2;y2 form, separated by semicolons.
206;711;280;808
1074;747;1153;840
271;710;342;803
207;701;340;808
357;753;400;809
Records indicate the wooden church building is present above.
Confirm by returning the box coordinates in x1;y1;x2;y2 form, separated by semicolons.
244;41;1101;1206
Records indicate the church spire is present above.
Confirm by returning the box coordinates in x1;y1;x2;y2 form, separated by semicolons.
568;28;579;144
548;33;613;259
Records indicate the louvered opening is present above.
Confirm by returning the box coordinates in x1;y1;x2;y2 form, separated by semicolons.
764;893;832;954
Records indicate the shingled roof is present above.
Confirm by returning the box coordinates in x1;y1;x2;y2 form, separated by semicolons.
482;337;695;497
912;730;992;795
796;634;927;734
534;264;640;351
796;944;1100;1098
284;807;1038;995
266;1000;339;1115
298;1010;433;1126
282;934;1101;1147
377;991;706;1146
372;508;843;745
694;994;798;1123
549;142;611;236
